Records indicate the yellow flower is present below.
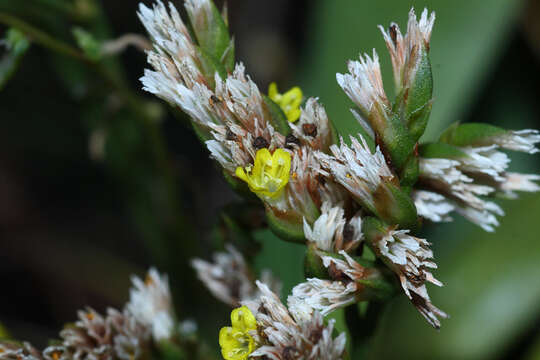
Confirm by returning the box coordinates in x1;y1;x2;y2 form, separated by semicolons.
268;82;303;123
235;148;291;199
219;306;257;360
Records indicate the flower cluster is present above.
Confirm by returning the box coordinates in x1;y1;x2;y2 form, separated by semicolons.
0;269;176;360
415;125;540;232
139;0;540;357
191;245;281;307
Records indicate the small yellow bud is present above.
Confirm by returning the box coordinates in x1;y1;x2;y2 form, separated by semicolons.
219;306;257;360
236;148;291;199
268;82;303;123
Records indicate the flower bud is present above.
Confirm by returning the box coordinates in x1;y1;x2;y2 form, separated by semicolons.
185;0;235;72
379;8;436;143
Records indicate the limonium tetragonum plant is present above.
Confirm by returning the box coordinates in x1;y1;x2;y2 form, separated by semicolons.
137;1;540;358
5;2;538;360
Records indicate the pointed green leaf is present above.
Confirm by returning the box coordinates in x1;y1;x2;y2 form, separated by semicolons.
439;122;508;147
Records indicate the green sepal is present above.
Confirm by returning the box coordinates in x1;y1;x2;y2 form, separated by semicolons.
221;38;235;73
404;49;433;140
380;110;416;171
157;339;187;360
191;121;212;143
187;0;232;71
406;100;433;143
399;155;419;191
419;142;468;160
304;243;329;279
0;28;30;91
439;122;508;147
222;170;258;201
328;117;341;153
265;206;307;244
263;94;291;135
72;27;101;61
197;46;227;89
362;216;387;244
373;183;418;229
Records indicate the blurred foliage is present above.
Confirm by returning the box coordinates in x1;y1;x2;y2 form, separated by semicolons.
0;28;30;90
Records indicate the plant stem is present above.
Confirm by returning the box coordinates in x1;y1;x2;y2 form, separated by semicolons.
0;12;88;61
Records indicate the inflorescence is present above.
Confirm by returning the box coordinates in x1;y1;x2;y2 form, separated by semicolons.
138;1;540;358
4;2;538;360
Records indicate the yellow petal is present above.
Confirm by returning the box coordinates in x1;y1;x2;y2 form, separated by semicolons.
230;306;256;332
286;108;302;123
268;82;279;101
282;87;302;107
235;167;248;182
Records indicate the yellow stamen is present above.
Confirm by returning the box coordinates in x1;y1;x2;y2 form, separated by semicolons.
268;82;303;123
235;148;292;199
219;306;257;360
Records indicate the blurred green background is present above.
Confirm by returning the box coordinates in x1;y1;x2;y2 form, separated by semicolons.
1;0;539;359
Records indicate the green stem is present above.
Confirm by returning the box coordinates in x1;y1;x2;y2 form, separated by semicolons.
0;12;88;61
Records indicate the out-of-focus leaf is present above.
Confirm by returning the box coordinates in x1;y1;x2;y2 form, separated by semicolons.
0;28;30;91
0;323;9;338
299;0;524;140
524;333;540;360
369;193;540;360
253;229;304;299
72;27;101;61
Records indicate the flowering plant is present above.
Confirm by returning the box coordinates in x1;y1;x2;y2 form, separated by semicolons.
0;1;539;359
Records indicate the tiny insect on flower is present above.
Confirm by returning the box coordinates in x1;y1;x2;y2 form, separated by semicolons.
268;82;303;123
235;148;291;199
219;306;257;360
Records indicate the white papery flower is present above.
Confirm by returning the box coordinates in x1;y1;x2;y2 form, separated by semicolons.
244;282;346;360
303;201;363;253
315;135;394;212
371;229;447;329
500;172;540;198
418;157;504;232
336;50;389;118
127;268;174;341
490;129;540;154
413;190;454;222
289;97;333;151
191;245;281;307
458;146;510;182
379;8;435;91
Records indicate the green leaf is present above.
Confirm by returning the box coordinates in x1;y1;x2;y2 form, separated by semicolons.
439;122;508;147
72;27;101;61
419;141;468;159
0;28;30;91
